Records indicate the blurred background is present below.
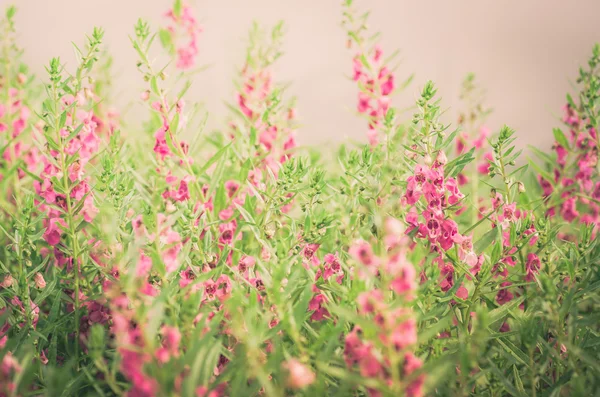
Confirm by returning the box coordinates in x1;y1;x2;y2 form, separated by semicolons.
12;0;600;150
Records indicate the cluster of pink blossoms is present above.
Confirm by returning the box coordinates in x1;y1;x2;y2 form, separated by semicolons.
488;193;540;315
145;95;199;214
0;291;41;349
111;295;160;396
344;219;423;397
352;45;396;146
402;151;480;296
111;280;224;397
455;125;493;186
150;98;189;164
539;104;600;228
113;214;234;397
134;214;184;282
0;349;21;397
0;76;41;189
164;3;202;70
455;116;543;305
307;249;345;322
402;147;542;317
0;79;29;139
348;221;417;297
35;94;101;250
233;63;297;176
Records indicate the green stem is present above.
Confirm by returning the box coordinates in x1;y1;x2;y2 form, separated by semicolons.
529;348;536;397
497;143;512;203
51;79;83;369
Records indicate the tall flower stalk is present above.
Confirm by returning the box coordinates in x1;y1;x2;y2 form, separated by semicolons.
37;27;104;365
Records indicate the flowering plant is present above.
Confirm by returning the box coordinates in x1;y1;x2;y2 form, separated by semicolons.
0;1;599;396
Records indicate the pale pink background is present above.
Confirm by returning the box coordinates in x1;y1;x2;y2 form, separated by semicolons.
12;0;600;149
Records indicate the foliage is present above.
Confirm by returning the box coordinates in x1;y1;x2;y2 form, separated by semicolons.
0;2;598;396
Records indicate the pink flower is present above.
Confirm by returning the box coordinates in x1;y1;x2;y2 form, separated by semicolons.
36;178;57;204
445;177;464;205
81;195;99;222
348;240;379;267
1;352;21;378
357;290;385;314
1;274;14;288
137;252;153;278
502;202;517;224
174;179;190;202
555;145;568;167
438;220;458;250
165;5;202;70
224;180;240;197
560;197;579;221
539;176;554;197
525;253;542;281
496;282;514;305
473;126;490;149
284;359;315;389
320;253;342;281
389;261;417;297
404;353;425;396
433;150;448;168
403;352;422;375
237;255;255;276
43;218;65;246
357;92;371;113
477;152;493;175
359;346;383;377
179;267;198;289
301;243;320;262
161;230;182;273
390;317;417;350
33;273;46;289
162;326;181;356
218;221;237;246
308;291;329;321
455;285;468;300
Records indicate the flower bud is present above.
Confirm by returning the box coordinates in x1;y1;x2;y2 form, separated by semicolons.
1;274;14;288
284;359;315;389
261;246;271;261
34;273;46;289
166;201;176;213
176;99;185;113
435;150;448;166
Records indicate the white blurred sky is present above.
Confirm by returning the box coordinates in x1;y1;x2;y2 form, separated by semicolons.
10;0;600;150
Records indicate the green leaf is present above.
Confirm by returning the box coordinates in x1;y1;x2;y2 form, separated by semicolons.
59;110;68;129
195;142;232;177
158;29;175;54
552;128;569;149
527;157;554;186
486;359;523;397
513;365;526;394
173;0;182;17
474;226;499;254
488;295;525;325
213;182;227;217
445;147;475;177
150;76;160;96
